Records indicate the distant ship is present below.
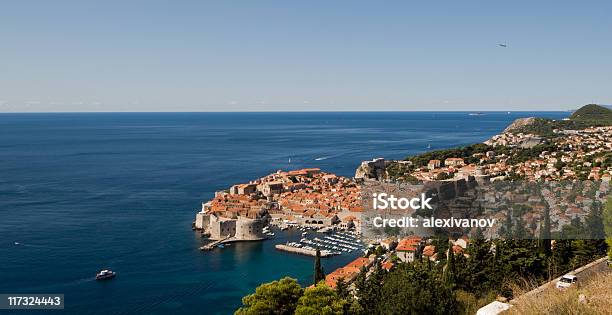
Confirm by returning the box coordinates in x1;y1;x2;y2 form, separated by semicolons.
469;112;485;116
96;269;116;280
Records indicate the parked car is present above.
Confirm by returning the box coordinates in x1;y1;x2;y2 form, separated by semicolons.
555;274;577;289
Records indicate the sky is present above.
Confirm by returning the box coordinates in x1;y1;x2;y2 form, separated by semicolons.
1;0;611;112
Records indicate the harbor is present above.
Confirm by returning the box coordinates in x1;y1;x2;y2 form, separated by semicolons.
273;226;365;257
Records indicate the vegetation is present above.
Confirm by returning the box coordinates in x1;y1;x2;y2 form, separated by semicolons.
569;104;612;122
507;272;612;315
235;277;304;315
295;282;347;315
375;263;457;315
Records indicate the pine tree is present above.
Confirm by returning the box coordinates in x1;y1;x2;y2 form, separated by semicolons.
313;247;325;285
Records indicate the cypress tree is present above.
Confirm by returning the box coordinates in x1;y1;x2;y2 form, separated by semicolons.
314;247;325;284
445;243;456;286
541;208;552;256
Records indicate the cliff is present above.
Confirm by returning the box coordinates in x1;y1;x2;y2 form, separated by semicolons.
355;158;388;180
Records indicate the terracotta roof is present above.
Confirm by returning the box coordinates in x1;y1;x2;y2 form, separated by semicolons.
396;236;421;252
324;257;371;288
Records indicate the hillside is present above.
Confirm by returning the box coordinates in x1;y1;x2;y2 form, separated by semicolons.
506;271;612;315
569;104;612;122
504;104;612;137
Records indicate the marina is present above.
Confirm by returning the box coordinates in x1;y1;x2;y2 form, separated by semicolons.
271;226;365;257
275;244;335;257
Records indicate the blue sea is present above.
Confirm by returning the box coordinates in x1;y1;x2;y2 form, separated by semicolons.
0;111;567;314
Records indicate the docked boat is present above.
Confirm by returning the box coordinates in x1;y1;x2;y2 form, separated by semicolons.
96;269;116;280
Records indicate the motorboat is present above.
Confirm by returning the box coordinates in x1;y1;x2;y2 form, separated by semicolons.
96;269;116;280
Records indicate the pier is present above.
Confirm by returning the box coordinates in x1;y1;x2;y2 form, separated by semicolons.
199;236;232;251
275;244;335;257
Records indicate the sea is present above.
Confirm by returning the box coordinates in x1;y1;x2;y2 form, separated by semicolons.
0;111;568;314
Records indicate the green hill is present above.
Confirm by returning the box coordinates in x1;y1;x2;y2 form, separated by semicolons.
570;104;612;122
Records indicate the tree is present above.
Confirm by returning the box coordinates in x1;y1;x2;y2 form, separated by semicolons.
551;239;572;276
314;248;325;285
499;211;513;239
377;263;457;315
294;283;347;315
445;244;456;286
235;277;303;315
355;261;384;314
585;201;605;239
335;278;349;299
539;207;552;256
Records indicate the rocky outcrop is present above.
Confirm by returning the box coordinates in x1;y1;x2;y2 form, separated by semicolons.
355;158;387;180
503;117;537;133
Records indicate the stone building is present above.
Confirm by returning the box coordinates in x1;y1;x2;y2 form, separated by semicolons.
194;202;269;241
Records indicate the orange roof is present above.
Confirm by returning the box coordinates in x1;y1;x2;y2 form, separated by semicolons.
324;257;371;288
396;236;422;252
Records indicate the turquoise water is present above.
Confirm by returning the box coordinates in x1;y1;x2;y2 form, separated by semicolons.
0;112;567;314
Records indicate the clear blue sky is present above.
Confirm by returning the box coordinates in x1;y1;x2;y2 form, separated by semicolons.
1;0;611;112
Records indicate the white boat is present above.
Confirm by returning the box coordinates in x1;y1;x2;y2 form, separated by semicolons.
96;269;116;280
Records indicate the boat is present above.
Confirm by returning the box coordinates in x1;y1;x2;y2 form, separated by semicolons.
217;244;225;249
96;269;116;280
302;232;308;236
469;112;485;116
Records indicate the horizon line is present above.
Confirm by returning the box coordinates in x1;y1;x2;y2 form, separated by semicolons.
0;109;573;114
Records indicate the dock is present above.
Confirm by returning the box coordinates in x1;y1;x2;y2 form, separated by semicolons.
199;237;232;251
275;244;334;257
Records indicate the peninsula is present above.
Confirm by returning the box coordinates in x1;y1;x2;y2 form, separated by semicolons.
194;168;364;242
